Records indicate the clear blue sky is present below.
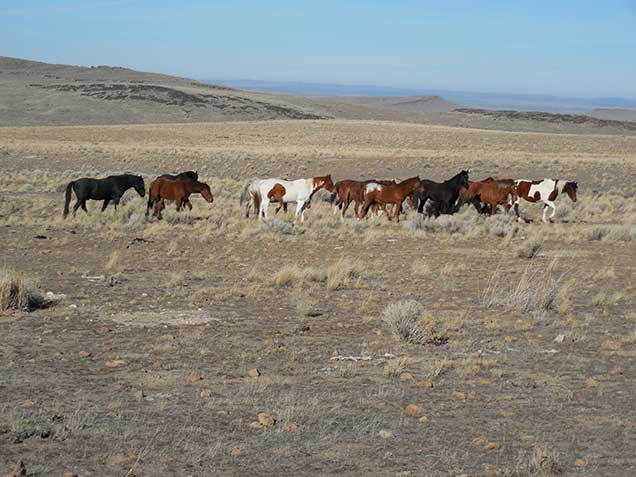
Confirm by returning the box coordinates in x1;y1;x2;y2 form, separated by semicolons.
2;0;635;97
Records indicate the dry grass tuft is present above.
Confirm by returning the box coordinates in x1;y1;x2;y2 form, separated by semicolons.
383;357;413;378
326;257;361;290
272;266;305;288
382;300;446;345
528;445;562;476
482;260;566;315
0;270;46;311
515;235;544;259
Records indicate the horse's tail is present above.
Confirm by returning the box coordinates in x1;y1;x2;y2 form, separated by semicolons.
63;181;75;218
239;179;257;207
146;181;155;216
251;190;262;218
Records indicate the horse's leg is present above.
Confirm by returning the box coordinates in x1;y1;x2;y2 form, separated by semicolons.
543;200;556;223
72;199;82;217
80;200;88;214
260;197;269;220
101;199;110;212
295;201;305;223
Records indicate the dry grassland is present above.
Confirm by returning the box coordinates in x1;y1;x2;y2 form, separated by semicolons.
1;120;636;476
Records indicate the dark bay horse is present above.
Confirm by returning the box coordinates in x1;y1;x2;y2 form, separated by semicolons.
359;177;424;222
154;171;198;210
147;178;214;219
412;170;470;216
63;174;145;218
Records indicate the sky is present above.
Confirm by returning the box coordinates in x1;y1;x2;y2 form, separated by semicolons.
1;0;636;98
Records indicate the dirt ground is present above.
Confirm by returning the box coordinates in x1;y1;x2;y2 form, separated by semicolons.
1;120;636;476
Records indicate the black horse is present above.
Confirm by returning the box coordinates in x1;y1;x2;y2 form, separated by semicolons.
412;170;470;216
157;170;198;182
63;174;145;218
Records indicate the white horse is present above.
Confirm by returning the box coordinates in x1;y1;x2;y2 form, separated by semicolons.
513;179;578;223
240;175;335;222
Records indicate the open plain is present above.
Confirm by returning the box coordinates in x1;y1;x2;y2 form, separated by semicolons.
1;117;636;476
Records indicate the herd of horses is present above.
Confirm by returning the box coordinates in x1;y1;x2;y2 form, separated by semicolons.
62;170;578;224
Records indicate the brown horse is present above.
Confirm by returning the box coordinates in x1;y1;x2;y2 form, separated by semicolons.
146;178;214;219
462;177;515;214
332;179;397;219
463;179;517;215
359;177;424;222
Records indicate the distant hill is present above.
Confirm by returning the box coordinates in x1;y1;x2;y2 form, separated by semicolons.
211;79;636;114
586;108;636;122
0;56;327;126
2;57;636;135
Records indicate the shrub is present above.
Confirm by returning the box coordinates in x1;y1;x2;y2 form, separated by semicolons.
0;270;46;311
515;236;544;259
382;300;446;345
326;257;361;290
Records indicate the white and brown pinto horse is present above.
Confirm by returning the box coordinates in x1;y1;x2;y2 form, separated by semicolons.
240;175;335;222
513;179;578;223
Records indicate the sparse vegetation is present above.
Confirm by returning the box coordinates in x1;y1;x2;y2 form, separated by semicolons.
382;300;446;345
515;235;544;259
0;270;46;311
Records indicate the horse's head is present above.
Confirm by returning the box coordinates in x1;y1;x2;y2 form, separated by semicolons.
563;181;578;202
201;183;214;203
133;176;146;197
458;170;470;190
315;175;336;193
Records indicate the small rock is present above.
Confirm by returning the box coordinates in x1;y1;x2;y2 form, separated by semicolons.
257;412;275;427
378;429;394;439
105;360;126;368
624;421;636;428
485;442;498;450
611;367;622;375
399;372;413;381
200;390;212;398
22;400;34;408
68;304;78;309
415;380;433;388
78;351;91;358
62;472;78;477
283;423;298;433
248;421;262;429
159;335;176;341
575;458;586;468
186;371;203;382
230;447;241;457
404;404;421;416
467;391;477;399
472;436;488;446
418;415;429;425
247;368;261;378
554;334;565;343
501;411;514;417
452;391;466;401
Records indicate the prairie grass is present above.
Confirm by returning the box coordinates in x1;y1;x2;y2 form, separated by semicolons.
382;300;446;345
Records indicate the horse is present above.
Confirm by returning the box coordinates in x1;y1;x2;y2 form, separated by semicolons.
513;179;578;223
359;177;424;222
412;170;470;216
154;171;198;210
147;178;214;220
240;175;335;222
331;179;397;219
461;177;515;214
63;174;145;218
462;179;518;216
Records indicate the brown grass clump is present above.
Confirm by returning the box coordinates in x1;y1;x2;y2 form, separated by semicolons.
272;266;305;288
326;257;361;290
528;445;562;476
382;300;446;345
482;260;566;315
0;270;46;311
515;235;544;259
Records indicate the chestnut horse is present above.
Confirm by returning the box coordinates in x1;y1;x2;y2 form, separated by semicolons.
462;177;515;214
331;179;397;219
146;178;214;219
359;177;424;222
462;179;518;216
